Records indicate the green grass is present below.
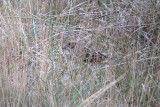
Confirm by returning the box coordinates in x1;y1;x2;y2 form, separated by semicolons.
0;0;159;107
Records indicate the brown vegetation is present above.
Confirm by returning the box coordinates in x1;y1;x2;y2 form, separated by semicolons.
0;0;159;107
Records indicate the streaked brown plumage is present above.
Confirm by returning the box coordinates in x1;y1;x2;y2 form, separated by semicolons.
84;52;107;63
63;42;77;50
63;42;107;63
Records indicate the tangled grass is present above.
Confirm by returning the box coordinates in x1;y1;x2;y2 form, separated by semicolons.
0;0;159;107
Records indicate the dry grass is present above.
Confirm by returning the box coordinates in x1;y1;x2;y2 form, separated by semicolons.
0;0;160;107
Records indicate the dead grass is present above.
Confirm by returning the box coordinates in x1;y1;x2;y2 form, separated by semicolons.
0;0;159;107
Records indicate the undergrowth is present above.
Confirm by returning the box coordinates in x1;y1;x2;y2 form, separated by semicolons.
0;0;159;107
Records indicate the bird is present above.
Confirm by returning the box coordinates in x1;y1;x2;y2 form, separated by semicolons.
63;42;107;63
62;42;77;51
83;51;107;63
